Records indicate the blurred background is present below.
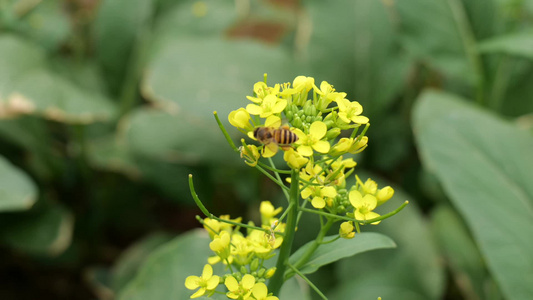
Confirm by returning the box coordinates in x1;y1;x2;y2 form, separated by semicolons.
0;0;532;299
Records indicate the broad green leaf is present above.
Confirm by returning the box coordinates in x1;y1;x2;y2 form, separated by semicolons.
478;31;533;60
413;90;533;300
432;205;489;299
0;204;73;256
333;174;445;300
111;232;173;292
395;0;475;86
94;0;155;94
0;0;70;51
279;277;311;300
117;229;219;300
123;107;239;165
0;35;117;124
0;155;38;211
289;232;396;275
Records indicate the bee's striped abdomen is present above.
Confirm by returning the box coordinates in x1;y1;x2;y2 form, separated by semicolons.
274;128;298;145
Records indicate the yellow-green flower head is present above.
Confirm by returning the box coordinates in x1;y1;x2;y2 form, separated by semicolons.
209;231;231;259
185;264;220;298
350;136;368;154
313;81;346;110
225;274;255;300
301;185;337;209
300;161;325;184
283;148;308;169
336;98;369;125
240;144;260;167
293;76;315;93
376;186;394;206
230;234;254;266
246;82;280;103
339;221;355;239
349;190;381;224
228;108;253;131
247;229;282;258
293;121;330;156
260;201;283;226
246;95;287;118
361;177;378;195
251;282;279;300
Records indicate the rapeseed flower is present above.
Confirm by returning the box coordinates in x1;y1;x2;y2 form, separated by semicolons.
185;264;220;298
225;274;255;299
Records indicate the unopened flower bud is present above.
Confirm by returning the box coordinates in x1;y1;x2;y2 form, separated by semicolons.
265;267;276;278
376;186;394;206
326;128;341;140
250;258;260;271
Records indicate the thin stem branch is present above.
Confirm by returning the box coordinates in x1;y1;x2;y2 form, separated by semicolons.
287;264;328;300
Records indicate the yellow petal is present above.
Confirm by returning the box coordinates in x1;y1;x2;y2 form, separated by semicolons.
246;96;262;103
311;197;325;209
246;104;263;115
362;194;377;210
201;264;213;278
242;274;256;289
263;143;279;158
206;276;220;289
312;140;330;153
185;276;200;289
252;282;269;298
349;190;363;208
265;115;281;127
321;186;337;198
337;112;351;124
225;276;239;291
297;145;313;157
351;115;369;124
301;187;313;199
309;121;327;138
190;288;206;298
272;99;287;113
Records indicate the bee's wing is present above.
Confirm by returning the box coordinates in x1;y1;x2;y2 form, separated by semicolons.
263;143;279;158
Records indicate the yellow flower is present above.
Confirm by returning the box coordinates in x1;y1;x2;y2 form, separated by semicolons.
246;95;287;118
185;264;220;298
231;233;254;265
260;201;283;225
228;108;253;131
283;148;308;169
376;186;394;206
339;221;355;239
209;231;231;259
251;282;279;300
203;216;242;238
349;190;380;224
240;144;260;167
225;274;255;300
247;229;282;258
246;82;280;103
301;185;337;209
313;81;346;110
337;98;369;125
293;76;315;93
293;121;330;156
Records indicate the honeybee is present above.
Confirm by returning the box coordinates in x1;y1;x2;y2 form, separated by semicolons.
253;125;299;153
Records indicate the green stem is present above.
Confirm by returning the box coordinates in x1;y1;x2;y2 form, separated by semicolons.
287;264;328;300
290;218;334;272
214;111;239;152
268;169;300;295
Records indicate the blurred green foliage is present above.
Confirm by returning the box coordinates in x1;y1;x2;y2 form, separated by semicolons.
0;0;532;299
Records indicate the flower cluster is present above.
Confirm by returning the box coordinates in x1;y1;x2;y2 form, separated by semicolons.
185;201;283;299
229;75;395;237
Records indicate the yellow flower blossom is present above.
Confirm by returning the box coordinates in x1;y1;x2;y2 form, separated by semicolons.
225;274;255;300
228;108;253;131
230;233;254;265
301;185;337;209
337;98;369;125
247;229;282;258
246;95;287;118
251;282;279;300
185;264;220;298
203;216;242;238
339;221;355;239
283;148;308;169
209;231;231;260
240;144;260;167
376;186;394;206
260;201;283;225
293;76;315;93
293;121;330;156
349;190;380;224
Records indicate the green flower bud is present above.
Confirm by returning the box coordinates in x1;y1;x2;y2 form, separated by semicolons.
292;116;302;128
306;116;314;123
240;266;248;274
286;110;294;120
323;119;335;128
324;111;335;121
257;268;266;278
250;258;259;271
326;128;341;140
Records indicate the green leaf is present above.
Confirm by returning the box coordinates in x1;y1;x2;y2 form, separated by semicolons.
395;0;475;85
111;232;173;292
94;0;155;94
0;35;118;124
0;204;73;256
333;174;445;300
289;232;395;275
478;31;533;60
412;90;533;300
0;155;38;212
116;229;218;300
431;205;489;299
279;277;311;300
